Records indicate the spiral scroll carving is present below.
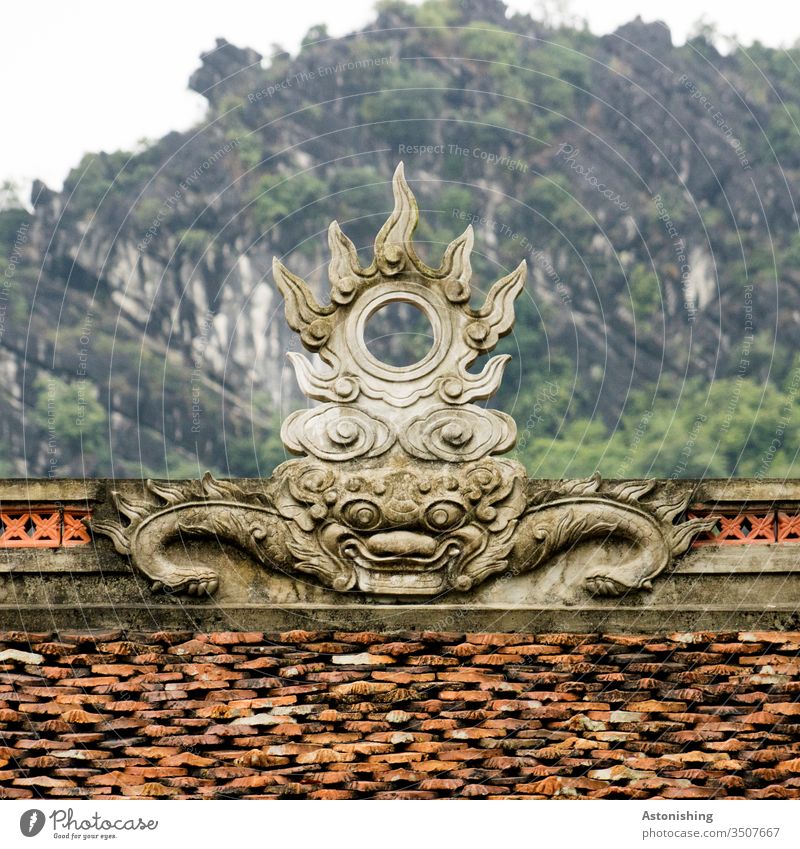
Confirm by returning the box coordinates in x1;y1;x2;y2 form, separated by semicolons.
400;406;516;461
282;405;394;461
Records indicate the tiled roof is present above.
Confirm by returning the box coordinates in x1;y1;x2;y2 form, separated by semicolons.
1;629;800;799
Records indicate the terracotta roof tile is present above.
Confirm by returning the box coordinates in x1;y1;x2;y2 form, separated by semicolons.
1;629;799;799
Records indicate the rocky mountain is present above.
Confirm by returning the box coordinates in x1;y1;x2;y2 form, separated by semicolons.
3;0;800;479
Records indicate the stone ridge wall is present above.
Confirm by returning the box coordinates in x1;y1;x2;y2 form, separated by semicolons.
1;629;800;800
6;478;800;632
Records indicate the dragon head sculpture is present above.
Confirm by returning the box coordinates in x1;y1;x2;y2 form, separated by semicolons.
271;456;526;596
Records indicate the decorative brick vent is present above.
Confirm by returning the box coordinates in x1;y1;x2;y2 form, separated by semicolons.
688;509;800;545
0;505;91;548
1;629;800;800
8;502;800;551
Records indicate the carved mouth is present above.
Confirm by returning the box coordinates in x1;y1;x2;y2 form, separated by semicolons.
340;533;463;595
343;534;462;570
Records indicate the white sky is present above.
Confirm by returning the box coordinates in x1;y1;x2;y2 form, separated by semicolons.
1;0;798;194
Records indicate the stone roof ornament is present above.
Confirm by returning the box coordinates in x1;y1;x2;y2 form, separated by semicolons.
276;162;523;462
93;164;714;601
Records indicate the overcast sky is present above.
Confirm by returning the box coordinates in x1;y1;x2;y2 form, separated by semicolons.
2;0;798;194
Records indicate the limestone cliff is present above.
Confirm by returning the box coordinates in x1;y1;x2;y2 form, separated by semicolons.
3;1;800;477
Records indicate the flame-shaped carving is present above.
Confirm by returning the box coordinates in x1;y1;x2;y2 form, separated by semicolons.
276;163;527;420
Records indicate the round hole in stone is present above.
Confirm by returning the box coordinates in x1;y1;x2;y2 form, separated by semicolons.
363;301;435;368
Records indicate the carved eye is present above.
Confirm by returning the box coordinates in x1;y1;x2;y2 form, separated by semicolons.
424;501;466;532
342;500;381;530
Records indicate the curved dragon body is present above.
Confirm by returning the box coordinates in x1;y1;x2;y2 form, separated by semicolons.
517;487;713;596
102;501;280;595
93;476;289;596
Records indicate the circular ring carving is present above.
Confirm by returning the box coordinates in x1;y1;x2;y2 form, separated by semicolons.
350;282;452;383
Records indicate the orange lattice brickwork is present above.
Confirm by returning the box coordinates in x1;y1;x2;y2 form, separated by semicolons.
688;510;800;545
777;512;800;542
4;503;800;549
0;506;92;548
0;508;61;547
62;508;91;546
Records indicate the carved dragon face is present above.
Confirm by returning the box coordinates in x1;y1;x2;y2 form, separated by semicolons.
274;458;526;596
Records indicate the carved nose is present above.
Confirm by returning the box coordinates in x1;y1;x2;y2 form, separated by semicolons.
365;531;437;557
384;499;419;523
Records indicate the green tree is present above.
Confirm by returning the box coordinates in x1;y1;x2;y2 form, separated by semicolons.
33;374;110;474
